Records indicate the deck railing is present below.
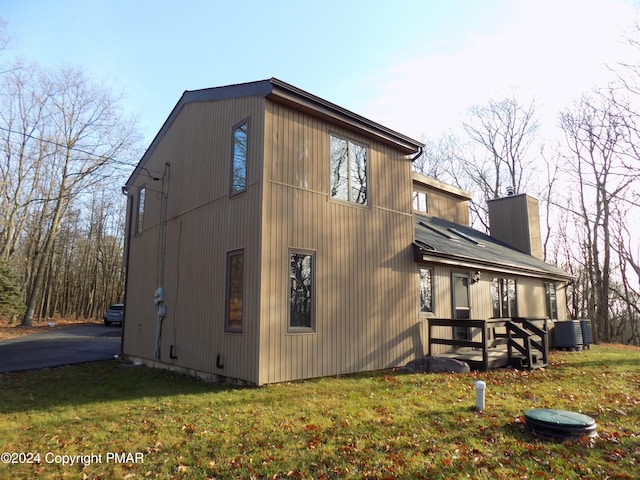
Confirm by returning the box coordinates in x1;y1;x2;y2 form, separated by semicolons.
427;318;549;371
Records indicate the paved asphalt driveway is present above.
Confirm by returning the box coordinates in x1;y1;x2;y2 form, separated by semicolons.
0;324;122;373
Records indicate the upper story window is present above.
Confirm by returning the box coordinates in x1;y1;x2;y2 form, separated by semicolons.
330;134;368;205
231;121;248;195
136;186;145;235
413;190;428;213
491;277;517;318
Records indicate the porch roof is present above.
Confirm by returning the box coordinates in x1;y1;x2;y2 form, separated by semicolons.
413;214;572;281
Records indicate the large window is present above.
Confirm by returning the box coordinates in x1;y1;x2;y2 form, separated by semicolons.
418;267;433;313
136;186;145;234
544;282;558;319
289;251;314;330
330;134;368;205
225;250;244;333
491;277;518;318
231;121;248;195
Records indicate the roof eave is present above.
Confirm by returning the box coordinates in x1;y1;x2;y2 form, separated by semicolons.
267;78;423;155
126;78;424;188
413;243;574;282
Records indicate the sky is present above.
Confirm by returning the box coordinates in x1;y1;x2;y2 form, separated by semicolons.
2;0;640;149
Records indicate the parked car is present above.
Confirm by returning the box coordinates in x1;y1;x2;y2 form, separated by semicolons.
104;303;124;326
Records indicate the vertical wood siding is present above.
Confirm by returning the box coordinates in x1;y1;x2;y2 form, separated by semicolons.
124;92;568;386
258;101;418;385
124;97;265;384
417;185;470;225
420;265;569;354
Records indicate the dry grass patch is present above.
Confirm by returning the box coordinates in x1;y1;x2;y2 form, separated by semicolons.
0;345;639;479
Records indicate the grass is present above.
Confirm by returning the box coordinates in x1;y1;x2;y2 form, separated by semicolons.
0;345;639;479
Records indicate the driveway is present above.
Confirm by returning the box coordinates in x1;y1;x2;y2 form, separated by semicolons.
0;324;122;373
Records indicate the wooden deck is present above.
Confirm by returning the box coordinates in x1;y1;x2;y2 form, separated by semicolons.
438;347;511;371
428;318;550;371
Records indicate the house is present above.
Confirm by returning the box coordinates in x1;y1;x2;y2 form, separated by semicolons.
122;78;572;385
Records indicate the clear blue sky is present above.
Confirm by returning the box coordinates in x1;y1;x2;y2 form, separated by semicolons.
3;0;639;147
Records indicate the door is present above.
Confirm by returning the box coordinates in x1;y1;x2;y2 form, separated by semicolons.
452;272;471;340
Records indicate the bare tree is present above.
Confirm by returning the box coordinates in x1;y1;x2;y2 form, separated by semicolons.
18;67;137;326
560;90;638;343
0;63;137;326
438;95;541;231
463;95;539;197
412;133;460;182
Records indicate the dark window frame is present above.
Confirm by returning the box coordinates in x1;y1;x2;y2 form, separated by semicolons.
418;266;434;314
288;249;316;333
230;119;249;196
329;133;369;206
136;186;146;235
544;281;558;320
225;249;244;334
491;277;518;318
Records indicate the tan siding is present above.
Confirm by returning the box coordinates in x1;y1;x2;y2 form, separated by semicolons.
556;284;568;321
415;184;470;225
488;194;543;259
124;96;265;385
258;101;417;385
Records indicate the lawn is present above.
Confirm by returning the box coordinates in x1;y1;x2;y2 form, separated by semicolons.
0;345;638;479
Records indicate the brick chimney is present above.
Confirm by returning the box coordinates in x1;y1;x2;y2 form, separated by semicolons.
487;193;543;259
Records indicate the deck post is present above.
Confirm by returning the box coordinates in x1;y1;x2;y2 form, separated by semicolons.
482;322;489;372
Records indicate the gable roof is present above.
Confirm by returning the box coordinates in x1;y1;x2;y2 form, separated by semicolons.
413;214;572;281
126;78;424;187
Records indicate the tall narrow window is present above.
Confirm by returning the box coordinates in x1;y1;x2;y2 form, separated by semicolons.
136;186;145;234
289;251;314;330
226;251;244;333
231;121;248;195
418;267;433;313
491;277;518;318
330;134;368;205
544;282;557;319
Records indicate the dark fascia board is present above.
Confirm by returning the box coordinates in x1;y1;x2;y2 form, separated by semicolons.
413;243;574;282
126;79;273;186
126;78;423;186
267;78;423;155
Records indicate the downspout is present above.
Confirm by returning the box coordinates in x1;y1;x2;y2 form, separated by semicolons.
155;162;171;359
120;187;134;357
410;146;423;163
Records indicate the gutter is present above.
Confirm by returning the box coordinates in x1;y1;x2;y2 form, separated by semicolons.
413;243;574;282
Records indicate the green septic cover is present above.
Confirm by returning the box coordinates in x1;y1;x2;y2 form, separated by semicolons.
525;408;595;427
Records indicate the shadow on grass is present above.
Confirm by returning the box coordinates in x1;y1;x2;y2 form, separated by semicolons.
0;360;241;414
